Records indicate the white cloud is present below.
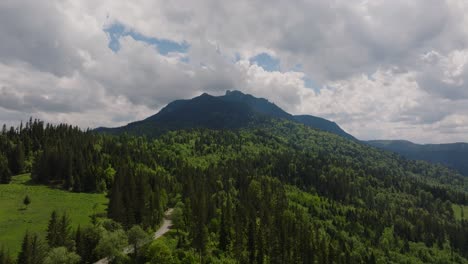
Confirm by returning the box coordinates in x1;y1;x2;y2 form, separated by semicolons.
0;0;468;143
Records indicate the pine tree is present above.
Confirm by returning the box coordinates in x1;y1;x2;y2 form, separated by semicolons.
10;142;25;175
47;211;73;249
17;232;45;264
30;234;46;264
17;232;32;264
23;195;31;208
248;220;256;264
64;151;74;190
368;252;377;264
76;226;101;264
0;246;14;264
46;211;59;248
74;226;83;258
219;207;229;251
0;154;11;184
58;212;72;249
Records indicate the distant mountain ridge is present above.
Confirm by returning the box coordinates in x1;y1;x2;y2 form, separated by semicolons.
97;90;355;140
367;140;468;176
221;90;356;140
96;90;468;176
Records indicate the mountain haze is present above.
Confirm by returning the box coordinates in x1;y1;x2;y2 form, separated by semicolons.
368;140;468;176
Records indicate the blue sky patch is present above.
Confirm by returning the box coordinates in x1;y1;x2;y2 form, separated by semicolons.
104;23;189;55
303;76;321;93
249;53;280;72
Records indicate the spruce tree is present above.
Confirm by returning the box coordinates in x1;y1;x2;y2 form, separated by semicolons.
74;226;83;258
23;195;31;208
10;142;25;175
17;232;45;264
0;246;14;264
0;154;11;184
46;210;59;248
58;212;72;249
30;234;46;264
17;232;32;264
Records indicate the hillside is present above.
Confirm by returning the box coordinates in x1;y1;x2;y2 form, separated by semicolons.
96;90;355;140
368;140;468;176
1;116;468;263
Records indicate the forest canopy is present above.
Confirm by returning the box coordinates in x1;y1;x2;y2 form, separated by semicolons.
0;118;467;263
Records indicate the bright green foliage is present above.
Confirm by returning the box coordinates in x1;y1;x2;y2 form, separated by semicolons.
127;225;148;260
453;204;468;221
43;247;80;264
130;120;468;263
1;117;468;263
146;240;175;264
94;229;128;261
0;174;107;255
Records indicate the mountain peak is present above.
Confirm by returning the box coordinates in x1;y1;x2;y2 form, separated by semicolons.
225;90;244;96
97;90;355;140
199;92;213;97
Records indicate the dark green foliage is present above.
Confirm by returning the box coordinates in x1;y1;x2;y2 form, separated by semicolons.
46;210;59;247
0;246;14;264
23;195;31;207
75;226;101;263
133;121;467;263
108;162;169;229
368;140;468;176
46;211;73;249
2;114;468;263
9;142;25;175
127;225;148;260
17;232;46;264
97;91;355;140
0;154;11;184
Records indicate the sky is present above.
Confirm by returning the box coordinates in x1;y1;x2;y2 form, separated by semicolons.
1;0;468;143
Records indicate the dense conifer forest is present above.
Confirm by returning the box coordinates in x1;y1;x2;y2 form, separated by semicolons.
1;118;468;263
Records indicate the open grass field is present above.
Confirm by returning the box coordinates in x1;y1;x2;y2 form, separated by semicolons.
0;174;108;256
453;204;468;221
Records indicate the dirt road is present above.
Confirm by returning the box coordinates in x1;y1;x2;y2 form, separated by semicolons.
94;208;173;264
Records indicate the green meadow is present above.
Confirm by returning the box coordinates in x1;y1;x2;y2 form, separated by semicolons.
453;204;468;221
0;174;108;255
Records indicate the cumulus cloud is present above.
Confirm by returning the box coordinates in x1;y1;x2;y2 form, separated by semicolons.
0;0;468;143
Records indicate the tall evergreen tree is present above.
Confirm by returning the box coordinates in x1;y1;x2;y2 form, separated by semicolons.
10;141;25;175
0;246;14;264
17;232;46;264
0;154;11;184
46;211;59;248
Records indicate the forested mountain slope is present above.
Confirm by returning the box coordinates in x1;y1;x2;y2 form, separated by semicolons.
368;140;468;176
2;117;468;263
96;90;355;140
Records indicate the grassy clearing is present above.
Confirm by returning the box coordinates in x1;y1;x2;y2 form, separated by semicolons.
0;174;108;255
453;204;468;221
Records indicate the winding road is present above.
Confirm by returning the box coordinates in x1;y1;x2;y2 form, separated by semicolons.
94;208;174;264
